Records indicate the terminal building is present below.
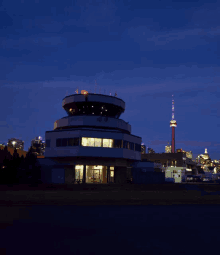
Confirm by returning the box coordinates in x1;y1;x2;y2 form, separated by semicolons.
40;92;142;184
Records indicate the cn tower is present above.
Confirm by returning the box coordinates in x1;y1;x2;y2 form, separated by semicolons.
170;95;177;153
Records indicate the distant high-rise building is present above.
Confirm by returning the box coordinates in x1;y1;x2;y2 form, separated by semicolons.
7;138;24;150
176;148;192;159
30;136;46;156
148;148;155;154
186;151;193;159
141;143;146;154
165;142;171;153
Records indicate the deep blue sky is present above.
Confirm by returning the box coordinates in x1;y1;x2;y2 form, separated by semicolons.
0;0;220;160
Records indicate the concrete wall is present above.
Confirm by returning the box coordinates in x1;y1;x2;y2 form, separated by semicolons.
65;166;74;184
55;115;131;133
51;168;65;184
114;166;128;184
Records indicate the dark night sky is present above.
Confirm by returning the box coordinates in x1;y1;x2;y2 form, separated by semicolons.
0;0;220;160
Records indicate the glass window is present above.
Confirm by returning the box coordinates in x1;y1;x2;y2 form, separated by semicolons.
62;138;68;147
75;165;84;180
110;171;114;177
110;166;114;170
103;139;113;148
74;138;79;146
81;137;88;146
68;138;75;146
94;138;102;147
68;138;79;146
135;143;141;152
46;139;50;148
130;142;134;150
123;141;128;149
56;139;62;147
114;139;122;148
88;138;95;147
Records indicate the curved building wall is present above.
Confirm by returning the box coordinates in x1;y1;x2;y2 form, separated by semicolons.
54;115;131;133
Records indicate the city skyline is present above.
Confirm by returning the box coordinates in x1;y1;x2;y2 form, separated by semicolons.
0;0;219;159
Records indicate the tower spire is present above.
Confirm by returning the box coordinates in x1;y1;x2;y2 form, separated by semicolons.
170;95;177;153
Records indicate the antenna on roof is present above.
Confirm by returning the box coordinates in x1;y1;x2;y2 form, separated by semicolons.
95;79;97;94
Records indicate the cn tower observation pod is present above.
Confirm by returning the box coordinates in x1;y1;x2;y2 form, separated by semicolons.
44;93;142;184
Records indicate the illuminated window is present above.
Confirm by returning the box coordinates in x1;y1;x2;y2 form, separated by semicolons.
88;138;95;146
81;137;95;147
110;166;114;170
103;139;113;148
110;171;114;177
81;137;88;146
75;165;84;180
95;138;102;147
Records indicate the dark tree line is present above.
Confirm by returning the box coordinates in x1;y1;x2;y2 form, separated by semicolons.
0;146;42;185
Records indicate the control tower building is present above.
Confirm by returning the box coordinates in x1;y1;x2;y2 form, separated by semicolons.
44;91;142;184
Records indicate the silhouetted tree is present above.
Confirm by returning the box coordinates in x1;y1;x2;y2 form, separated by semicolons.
23;147;41;184
0;146;14;184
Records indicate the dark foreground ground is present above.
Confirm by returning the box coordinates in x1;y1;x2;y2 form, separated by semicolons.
1;183;220;206
1;204;220;255
1;183;220;254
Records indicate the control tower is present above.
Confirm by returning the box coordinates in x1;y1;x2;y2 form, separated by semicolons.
44;90;142;184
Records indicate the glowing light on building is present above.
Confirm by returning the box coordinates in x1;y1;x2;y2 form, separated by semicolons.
81;90;89;95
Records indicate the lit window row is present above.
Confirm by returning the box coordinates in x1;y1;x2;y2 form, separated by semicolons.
52;137;141;152
81;137;113;148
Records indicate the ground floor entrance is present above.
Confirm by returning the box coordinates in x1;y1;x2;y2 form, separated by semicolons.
75;165;114;184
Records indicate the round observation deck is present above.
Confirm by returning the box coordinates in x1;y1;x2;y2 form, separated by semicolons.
170;120;177;127
62;93;125;118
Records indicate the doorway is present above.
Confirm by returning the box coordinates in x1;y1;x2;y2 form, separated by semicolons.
91;169;101;183
86;165;103;183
